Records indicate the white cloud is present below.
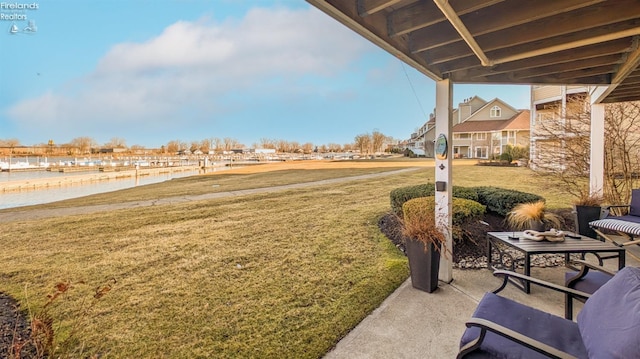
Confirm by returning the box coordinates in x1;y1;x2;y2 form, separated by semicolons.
7;6;373;142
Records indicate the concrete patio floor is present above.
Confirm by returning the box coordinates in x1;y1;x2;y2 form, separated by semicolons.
325;248;640;358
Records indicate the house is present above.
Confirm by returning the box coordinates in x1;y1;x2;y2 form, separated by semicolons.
409;96;530;159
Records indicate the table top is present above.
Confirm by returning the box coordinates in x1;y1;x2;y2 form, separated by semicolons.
487;231;624;254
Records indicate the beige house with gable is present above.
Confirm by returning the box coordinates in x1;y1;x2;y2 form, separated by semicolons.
409;96;530;158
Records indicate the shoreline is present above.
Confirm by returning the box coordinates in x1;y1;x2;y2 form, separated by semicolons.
0;165;205;193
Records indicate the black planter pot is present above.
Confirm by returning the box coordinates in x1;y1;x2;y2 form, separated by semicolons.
405;239;440;293
573;205;602;238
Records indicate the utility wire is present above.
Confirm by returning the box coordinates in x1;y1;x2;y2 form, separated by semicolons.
401;62;429;121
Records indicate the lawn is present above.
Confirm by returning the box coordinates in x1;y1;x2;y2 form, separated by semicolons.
0;160;575;358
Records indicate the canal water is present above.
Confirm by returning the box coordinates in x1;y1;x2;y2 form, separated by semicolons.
0;169;206;210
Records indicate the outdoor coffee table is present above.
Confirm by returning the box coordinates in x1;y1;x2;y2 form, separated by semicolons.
487;231;626;293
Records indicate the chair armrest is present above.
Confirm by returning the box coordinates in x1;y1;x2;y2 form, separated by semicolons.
570;259;617;277
603;205;630;217
492;270;590;301
566;259;616;289
458;318;578;359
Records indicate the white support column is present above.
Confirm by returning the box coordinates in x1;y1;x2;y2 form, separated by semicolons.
435;79;453;283
590;103;605;196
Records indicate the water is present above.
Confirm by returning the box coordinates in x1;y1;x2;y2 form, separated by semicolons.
0;169;205;210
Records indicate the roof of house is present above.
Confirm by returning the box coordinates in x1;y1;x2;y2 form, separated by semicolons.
501;110;531;130
453;110;530;132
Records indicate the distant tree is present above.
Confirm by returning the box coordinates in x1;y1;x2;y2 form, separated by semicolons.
199;139;212;153
301;142;314;154
275;139;288;153
319;144;328;153
130;144;145;154
288;141;300;153
211;137;222;153
105;137;127;148
354;133;371;155
371;131;386;154
343;143;353;152
190;141;200;153
259;138;276;149
70;137;97;154
327;143;341;152
0;138;21;147
167;140;180;154
223;137;239;151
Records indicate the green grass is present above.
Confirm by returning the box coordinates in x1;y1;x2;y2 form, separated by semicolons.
0;163;575;358
15;167;411;210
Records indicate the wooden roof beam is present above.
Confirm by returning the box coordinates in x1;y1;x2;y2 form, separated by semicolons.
409;0;604;53
593;37;640;103
388;0;503;37
357;0;402;17
483;55;622;81
432;0;490;66
441;39;633;78
424;22;640;66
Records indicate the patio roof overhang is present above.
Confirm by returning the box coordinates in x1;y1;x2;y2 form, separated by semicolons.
307;0;640;104
307;0;640;282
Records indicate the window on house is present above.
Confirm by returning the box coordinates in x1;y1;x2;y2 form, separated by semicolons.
475;146;488;158
490;106;501;117
476;133;487;140
455;133;470;139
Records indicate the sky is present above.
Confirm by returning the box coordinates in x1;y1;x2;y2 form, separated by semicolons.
0;0;531;149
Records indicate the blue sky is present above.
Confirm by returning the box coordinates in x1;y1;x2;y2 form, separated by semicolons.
0;0;531;148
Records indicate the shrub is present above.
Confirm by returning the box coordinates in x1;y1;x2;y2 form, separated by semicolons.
390;183;480;214
499;152;513;163
401;196;486;243
471;186;544;216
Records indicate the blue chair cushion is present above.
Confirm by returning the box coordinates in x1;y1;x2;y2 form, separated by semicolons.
460;292;587;358
565;270;613;294
578;267;640;358
630;189;640;216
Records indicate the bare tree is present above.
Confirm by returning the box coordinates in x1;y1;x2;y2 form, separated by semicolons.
259;138;276;149
211;137;222;153
534;94;640;203
166;140;181;154
0;138;21;147
70;137;97;154
105;137;127;148
190;141;200;153
371;131;386;154
604;101;640;203
223;137;239;151
354;133;371;155
301;142;314;154
276;139;289;153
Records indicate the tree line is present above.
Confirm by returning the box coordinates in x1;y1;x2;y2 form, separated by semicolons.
0;131;397;155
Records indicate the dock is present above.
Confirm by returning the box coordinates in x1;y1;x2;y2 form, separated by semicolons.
0;165;203;193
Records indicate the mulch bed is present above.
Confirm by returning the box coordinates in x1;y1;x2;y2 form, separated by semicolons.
378;209;575;266
0;293;37;358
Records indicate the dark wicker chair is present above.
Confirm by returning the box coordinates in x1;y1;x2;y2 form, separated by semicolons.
458;267;640;358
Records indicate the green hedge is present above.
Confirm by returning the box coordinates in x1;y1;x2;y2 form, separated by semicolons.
471;186;544;216
390;184;543;217
402;196;486;242
390;183;479;214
